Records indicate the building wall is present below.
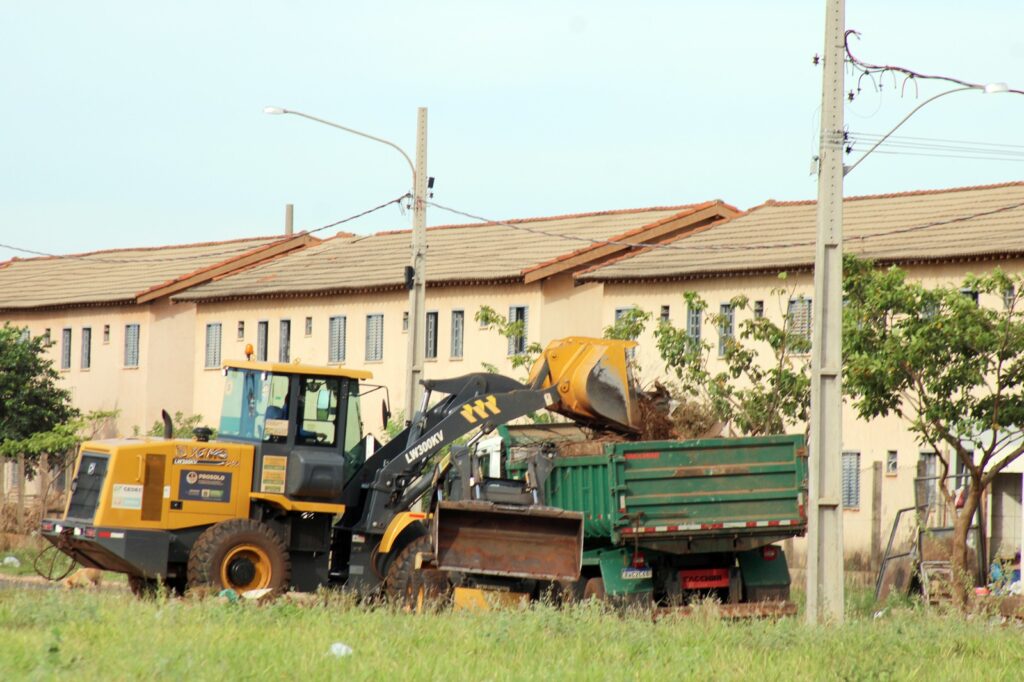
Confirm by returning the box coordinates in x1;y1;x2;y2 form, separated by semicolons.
598;257;1024;561
189;282;563;438
4;300;197;436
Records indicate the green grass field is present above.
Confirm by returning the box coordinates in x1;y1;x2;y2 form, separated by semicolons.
1;586;1022;681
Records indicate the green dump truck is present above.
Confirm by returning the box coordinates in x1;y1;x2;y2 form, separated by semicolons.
501;426;808;614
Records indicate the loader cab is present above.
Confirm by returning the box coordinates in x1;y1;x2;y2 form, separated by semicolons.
217;361;373;499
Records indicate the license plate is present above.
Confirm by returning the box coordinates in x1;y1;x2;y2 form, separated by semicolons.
621;567;652;580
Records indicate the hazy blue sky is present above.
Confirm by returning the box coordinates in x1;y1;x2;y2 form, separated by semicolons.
2;1;1023;261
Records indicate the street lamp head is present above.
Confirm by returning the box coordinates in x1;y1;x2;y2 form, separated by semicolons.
263;106;287;115
983;82;1010;94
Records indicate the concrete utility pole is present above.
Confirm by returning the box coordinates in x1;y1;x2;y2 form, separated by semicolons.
405;108;428;420
806;0;846;625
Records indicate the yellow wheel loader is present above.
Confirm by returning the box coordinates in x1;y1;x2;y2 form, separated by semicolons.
40;337;639;600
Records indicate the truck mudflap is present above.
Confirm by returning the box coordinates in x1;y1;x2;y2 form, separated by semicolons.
433;500;583;581
40;518;171;578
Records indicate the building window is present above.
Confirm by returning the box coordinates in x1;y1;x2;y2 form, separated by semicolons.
256;321;268;361
18;328;29;343
718;304;734;357
60;328;72;369
205;323;222;369
305;316;313;337
124;324;140;367
366;314;384;361
402;311;409;333
753;301;765;319
102;324;110;344
886;450;898;475
687;306;701;342
451;310;465;358
788;297;812;343
425;312;439;359
43;328;51;343
237;321;245;341
508;306;528;355
660;305;670;323
328;315;347;363
1003;285;1015;310
960;288;979;306
841;451;860;508
279;319;291;363
918;451;938;508
81;327;92;370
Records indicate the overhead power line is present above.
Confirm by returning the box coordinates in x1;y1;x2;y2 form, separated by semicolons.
427;199;1024;254
0;195;406;265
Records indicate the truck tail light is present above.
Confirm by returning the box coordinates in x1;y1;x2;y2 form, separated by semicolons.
762;545;779;561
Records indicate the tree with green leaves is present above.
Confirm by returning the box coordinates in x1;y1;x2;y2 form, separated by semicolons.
474;306;543;373
843;255;1024;605
0;324;80;476
653;278;812;437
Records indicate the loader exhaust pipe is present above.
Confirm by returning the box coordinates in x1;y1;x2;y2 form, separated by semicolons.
161;410;173;439
433;500;583;582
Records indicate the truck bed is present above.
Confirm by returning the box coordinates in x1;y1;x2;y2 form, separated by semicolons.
504;430;808;552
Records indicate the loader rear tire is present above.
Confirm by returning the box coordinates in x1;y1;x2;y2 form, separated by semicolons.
129;574;186;599
187;519;290;595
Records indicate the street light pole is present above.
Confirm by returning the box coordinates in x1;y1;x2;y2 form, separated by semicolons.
407;108;428;422
264;105;429;421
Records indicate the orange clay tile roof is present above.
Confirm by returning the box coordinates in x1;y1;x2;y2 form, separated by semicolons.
173;203;726;301
578;182;1024;282
0;235;300;311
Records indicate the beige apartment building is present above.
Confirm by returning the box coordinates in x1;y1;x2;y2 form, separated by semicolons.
172;201;739;433
0;233;316;498
578;182;1024;566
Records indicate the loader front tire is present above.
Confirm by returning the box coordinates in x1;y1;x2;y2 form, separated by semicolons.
187;519;290;594
384;534;449;610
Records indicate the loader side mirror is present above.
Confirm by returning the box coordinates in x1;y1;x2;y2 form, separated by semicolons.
381;399;392;430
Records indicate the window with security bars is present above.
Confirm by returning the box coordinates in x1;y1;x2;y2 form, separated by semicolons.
237;321;245;341
451;310;464;358
328;315;347;363
508;306;528;355
841;451;860;508
257;321;268;361
425;311;439;359
660;305;670;323
205;323;222;369
81;327;92;369
305;317;313;337
18;328;29;343
718;304;733;357
279;320;291;363
124;324;140;367
61;328;72;369
103;324;110;344
1004;285;1015;310
787;297;812;345
686;306;701;342
366;314;384;361
753;300;764;319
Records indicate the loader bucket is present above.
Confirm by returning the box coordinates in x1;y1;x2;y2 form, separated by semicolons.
527;336;640;433
433;500;584;582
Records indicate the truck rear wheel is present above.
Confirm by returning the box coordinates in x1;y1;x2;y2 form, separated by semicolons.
583;576;607;601
187;519;291;594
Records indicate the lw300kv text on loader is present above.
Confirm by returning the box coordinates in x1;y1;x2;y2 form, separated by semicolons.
41;337;640;602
